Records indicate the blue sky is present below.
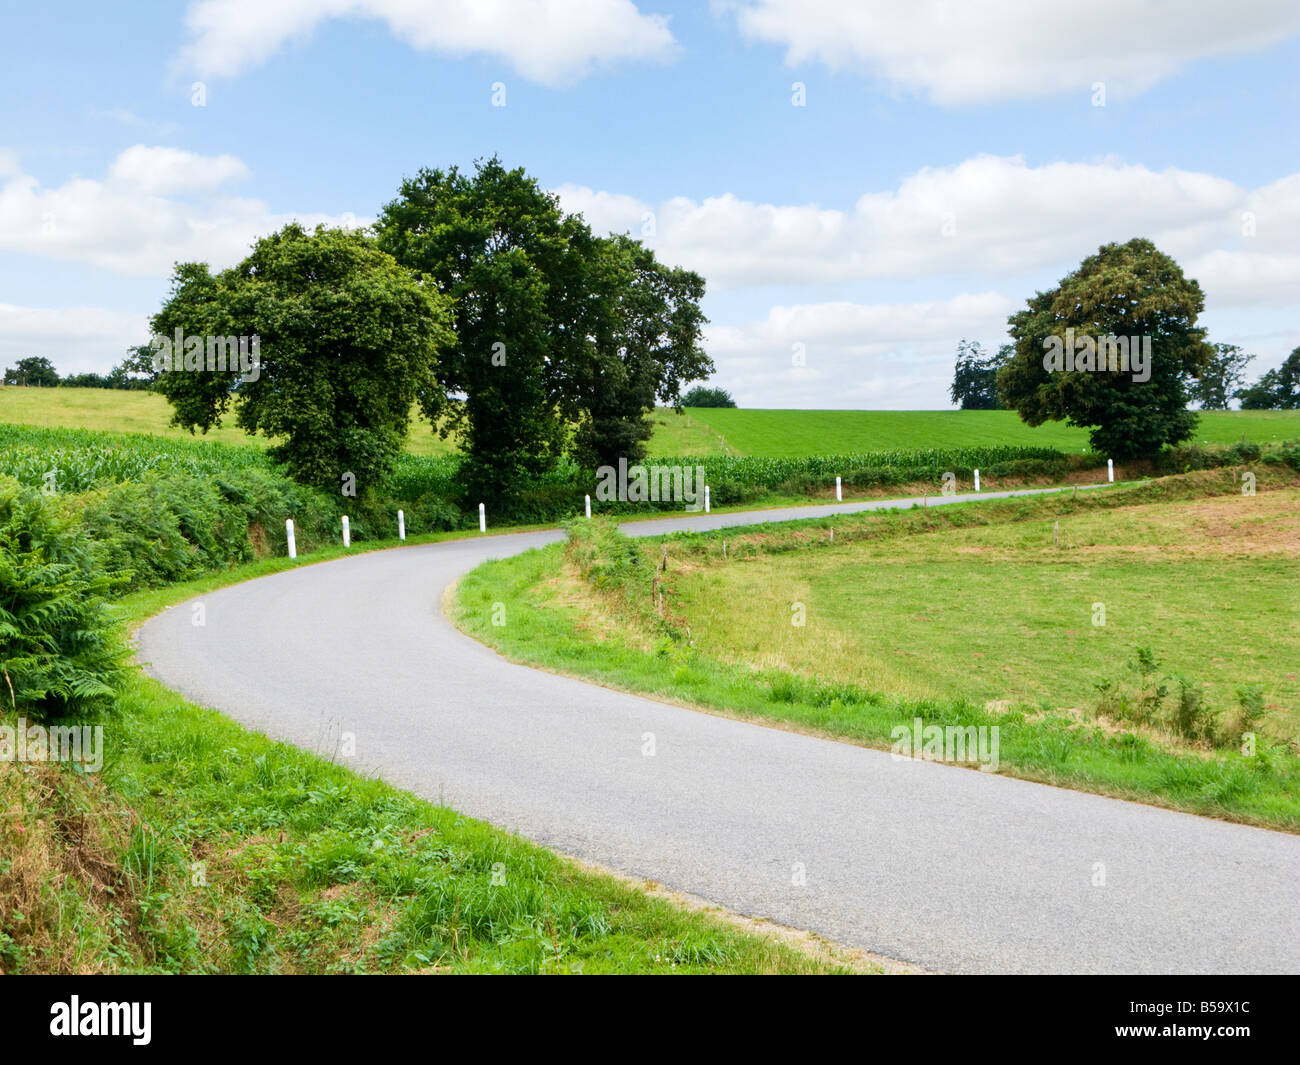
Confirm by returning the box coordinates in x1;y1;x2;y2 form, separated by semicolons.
2;0;1298;407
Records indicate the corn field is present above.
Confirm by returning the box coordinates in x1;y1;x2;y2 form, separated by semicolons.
0;424;271;492
644;445;1068;491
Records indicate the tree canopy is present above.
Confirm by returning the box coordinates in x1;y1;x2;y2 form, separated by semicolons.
151;224;455;492
997;239;1211;458
1191;343;1254;410
949;340;1006;410
564;233;711;469
681;385;736;408
1237;346;1300;409
376;157;710;502
3;356;60;387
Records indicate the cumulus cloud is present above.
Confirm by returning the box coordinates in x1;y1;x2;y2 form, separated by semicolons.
0;146;366;276
704;292;1017;408
557;155;1300;307
177;0;678;85
720;0;1300;104
107;145;251;196
0;303;151;376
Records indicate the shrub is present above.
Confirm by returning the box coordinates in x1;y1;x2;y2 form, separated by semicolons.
1258;443;1300;471
563;517;641;588
1233;684;1268;742
681;386;736;408
0;477;128;719
77;469;340;593
1094;646;1169;726
1170;674;1220;746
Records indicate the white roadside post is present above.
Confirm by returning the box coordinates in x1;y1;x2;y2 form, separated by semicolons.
1108;459;1114;483
704;486;711;514
398;510;405;541
341;515;350;548
974;468;980;492
479;503;486;533
285;519;297;560
585;494;591;519
835;476;842;501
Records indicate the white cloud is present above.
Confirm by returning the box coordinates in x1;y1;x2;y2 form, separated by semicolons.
1187;250;1300;307
721;0;1300;104
97;109;180;137
177;0;678;85
0;146;366;276
0;304;151;375
705;292;1016;408
558;156;1300;307
107;145;251;195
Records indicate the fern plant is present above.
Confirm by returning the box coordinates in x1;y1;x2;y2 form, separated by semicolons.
0;476;128;719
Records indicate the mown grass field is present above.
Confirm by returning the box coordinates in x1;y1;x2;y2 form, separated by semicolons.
680;408;1300;457
670;490;1300;735
10;386;1297;459
0;541;873;975
453;469;1300;831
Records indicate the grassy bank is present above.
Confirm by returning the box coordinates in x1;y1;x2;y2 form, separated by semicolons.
452;468;1300;832
0;541;875;975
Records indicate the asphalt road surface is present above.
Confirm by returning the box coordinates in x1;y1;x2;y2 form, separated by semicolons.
137;488;1300;973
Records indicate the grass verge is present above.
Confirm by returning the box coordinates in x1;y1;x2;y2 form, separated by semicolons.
1;535;876;974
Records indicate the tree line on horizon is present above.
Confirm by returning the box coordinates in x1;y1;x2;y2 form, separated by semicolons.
9;228;1298;491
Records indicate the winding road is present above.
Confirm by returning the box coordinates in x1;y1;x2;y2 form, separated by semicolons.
137;489;1300;974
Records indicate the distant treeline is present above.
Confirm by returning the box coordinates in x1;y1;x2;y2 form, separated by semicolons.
3;351;155;390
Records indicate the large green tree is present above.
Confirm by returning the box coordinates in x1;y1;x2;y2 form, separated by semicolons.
564;233;711;470
376;157;711;502
377;160;576;506
997;239;1212;458
1237;346;1300;409
152;224;455;492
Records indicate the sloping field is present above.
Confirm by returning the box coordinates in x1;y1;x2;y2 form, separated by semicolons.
4;387;1297;460
0;387;460;456
679;408;1300;457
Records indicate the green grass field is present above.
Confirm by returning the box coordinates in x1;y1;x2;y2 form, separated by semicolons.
10;386;1295;459
670;491;1300;733
453;470;1300;831
0;388;720;456
679;408;1300;457
0;387;461;456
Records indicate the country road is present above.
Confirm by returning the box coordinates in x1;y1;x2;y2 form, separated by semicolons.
136;488;1300;974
